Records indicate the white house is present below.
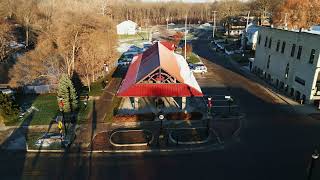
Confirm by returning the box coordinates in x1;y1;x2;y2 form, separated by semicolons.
242;23;260;50
117;20;137;35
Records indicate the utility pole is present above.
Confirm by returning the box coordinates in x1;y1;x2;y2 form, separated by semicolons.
246;11;250;32
212;11;217;39
166;17;169;30
243;11;250;51
185;13;187;61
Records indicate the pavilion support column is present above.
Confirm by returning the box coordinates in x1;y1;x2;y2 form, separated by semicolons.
181;97;187;110
134;97;139;110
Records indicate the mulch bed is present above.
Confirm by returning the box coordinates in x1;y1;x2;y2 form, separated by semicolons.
113;113;155;122
110;130;152;145
113;112;203;122
171;128;209;142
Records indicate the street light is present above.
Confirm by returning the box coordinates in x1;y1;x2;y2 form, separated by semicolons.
207;97;212;115
225;96;233;114
308;149;319;180
157;114;165;147
159;114;164;131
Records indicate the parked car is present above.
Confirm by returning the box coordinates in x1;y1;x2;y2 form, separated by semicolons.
0;88;15;95
190;64;207;73
118;59;131;66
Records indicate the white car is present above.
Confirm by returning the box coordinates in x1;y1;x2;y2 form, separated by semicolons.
190;64;207;73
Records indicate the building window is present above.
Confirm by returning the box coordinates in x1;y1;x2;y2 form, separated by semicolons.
297;46;303;59
268;38;272;48
309;49;316;64
258;35;261;45
285;63;289;78
276;40;280;52
291;44;296;57
281;41;286;53
295;76;305;86
267;55;271;69
264;36;268;47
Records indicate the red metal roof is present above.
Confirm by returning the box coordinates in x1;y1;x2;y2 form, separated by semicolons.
160;41;176;51
117;41;203;97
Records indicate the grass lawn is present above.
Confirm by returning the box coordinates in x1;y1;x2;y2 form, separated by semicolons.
118;32;148;40
104;96;122;122
1;114;19;126
88;78;106;97
88;67;116;97
77;100;93;124
23;94;59;126
12;93;93;126
187;53;201;64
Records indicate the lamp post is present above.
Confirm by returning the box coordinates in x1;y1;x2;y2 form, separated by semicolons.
207;97;212;115
159;114;164;132
225;96;233;114
307;149;319;180
157;114;164;147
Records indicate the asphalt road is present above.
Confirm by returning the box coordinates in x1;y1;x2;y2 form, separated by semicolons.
2;33;320;180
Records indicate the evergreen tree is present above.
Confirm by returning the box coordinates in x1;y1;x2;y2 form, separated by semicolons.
0;92;19;119
57;74;78;113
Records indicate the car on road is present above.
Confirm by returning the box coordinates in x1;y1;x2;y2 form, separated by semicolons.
189;63;207;73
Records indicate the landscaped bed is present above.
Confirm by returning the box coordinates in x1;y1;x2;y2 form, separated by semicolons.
170;128;209;143
113;113;155;122
113;112;203;122
110;129;153;145
187;53;201;64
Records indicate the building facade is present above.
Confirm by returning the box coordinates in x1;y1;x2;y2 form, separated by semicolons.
116;20;137;35
253;27;320;104
242;23;260;50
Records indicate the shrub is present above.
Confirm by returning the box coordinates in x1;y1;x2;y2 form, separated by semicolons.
0;92;19;120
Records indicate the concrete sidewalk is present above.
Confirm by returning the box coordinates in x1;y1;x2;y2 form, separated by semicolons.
228;57;320;115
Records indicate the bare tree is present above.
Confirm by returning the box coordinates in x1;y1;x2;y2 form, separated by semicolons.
0;20;14;63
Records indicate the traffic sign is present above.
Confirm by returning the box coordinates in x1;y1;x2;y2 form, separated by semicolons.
58;121;63;130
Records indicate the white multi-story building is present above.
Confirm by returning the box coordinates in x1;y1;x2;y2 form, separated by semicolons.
253;27;320;104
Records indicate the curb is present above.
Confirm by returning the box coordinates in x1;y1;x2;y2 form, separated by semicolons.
25;142;224;154
228;59;295;108
24;133;226;154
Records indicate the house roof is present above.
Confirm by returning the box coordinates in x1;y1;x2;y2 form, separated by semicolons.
117;20;137;27
117;41;203;97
